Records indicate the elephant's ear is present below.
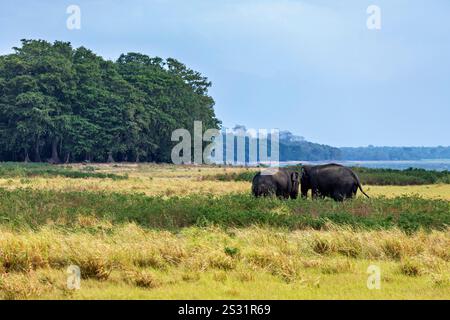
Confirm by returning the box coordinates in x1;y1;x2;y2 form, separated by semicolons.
291;172;299;183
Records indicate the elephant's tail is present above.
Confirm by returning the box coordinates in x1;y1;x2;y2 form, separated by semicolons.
350;170;370;198
358;183;370;198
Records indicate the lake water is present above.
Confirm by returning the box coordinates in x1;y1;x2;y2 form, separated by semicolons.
279;159;450;171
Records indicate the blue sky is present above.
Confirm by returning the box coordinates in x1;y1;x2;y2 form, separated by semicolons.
1;0;449;147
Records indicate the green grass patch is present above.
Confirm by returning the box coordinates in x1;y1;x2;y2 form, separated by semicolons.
352;167;450;185
0;162;127;180
209;170;256;182
0;188;448;232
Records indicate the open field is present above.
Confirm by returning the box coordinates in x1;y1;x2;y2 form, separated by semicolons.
0;163;449;200
0;163;449;299
2;177;449;200
1;225;449;299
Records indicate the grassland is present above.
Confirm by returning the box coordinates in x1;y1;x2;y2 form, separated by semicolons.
0;163;449;200
0;163;449;300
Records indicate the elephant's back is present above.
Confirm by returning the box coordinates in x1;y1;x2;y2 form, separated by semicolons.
315;165;355;184
252;172;272;187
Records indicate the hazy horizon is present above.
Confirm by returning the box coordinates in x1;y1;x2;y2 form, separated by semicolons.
1;0;449;147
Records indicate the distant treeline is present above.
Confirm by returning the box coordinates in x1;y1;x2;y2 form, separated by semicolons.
279;137;450;161
221;133;450;162
220;135;342;163
220;136;450;162
281;140;342;161
0;40;219;163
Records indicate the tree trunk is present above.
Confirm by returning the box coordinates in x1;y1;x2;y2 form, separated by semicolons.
24;150;30;163
65;152;70;164
107;151;114;163
34;140;41;162
49;137;61;164
135;150;139;163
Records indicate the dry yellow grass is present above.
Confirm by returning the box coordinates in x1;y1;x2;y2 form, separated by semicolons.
1;163;449;199
0;224;448;299
0;176;249;196
0;164;251;196
364;184;450;201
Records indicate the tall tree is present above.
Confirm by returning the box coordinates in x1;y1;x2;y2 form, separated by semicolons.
0;40;220;163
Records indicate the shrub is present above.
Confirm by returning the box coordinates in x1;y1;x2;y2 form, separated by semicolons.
399;259;423;277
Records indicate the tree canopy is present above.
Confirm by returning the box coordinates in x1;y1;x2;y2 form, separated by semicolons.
0;39;220;163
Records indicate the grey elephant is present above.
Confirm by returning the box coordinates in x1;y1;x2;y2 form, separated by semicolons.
300;163;369;201
252;168;300;199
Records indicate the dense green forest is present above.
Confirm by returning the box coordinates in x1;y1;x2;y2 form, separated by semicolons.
0;39;220;163
280;140;341;161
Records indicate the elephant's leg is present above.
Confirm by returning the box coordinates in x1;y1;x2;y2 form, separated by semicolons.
348;189;356;199
267;188;275;197
312;189;320;200
332;191;345;202
352;184;358;198
341;185;355;200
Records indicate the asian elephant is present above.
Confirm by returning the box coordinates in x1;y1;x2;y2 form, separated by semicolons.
300;163;369;201
252;168;300;199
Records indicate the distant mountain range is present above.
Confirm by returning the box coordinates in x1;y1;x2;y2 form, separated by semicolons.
222;126;450;162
